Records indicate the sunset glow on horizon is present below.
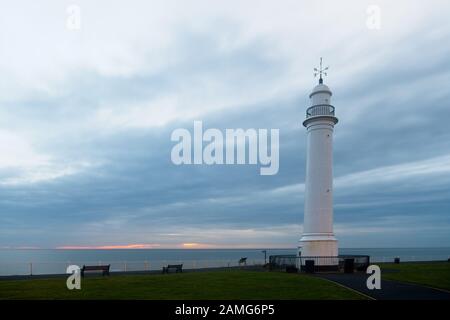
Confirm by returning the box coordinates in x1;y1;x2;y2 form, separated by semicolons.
51;243;282;250
56;244;162;250
55;243;214;250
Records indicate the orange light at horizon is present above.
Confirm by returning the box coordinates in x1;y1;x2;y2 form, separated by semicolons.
182;243;198;247
181;243;211;248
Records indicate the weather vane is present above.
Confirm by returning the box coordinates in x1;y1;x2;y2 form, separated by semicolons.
314;57;329;84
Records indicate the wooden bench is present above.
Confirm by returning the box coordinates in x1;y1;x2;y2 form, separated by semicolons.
81;264;110;277
162;264;183;274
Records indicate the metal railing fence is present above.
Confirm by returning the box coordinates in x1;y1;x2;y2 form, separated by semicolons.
306;104;335;118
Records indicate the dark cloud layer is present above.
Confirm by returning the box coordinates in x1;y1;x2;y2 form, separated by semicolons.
0;1;450;248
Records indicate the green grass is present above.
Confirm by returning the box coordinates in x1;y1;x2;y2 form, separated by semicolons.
0;270;365;300
381;262;450;291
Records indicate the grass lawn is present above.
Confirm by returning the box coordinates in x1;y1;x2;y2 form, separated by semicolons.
381;262;450;291
0;270;365;300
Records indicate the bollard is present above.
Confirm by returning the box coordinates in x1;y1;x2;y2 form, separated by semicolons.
344;259;355;274
304;260;315;273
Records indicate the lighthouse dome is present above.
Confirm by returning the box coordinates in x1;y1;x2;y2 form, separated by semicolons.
309;83;332;98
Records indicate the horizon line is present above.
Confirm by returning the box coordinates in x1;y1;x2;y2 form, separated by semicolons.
2;246;450;250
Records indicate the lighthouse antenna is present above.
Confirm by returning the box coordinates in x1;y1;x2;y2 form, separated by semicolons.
314;57;329;84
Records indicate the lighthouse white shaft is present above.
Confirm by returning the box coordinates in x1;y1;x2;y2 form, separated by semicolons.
299;81;338;258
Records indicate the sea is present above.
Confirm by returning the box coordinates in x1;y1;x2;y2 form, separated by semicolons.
0;247;449;276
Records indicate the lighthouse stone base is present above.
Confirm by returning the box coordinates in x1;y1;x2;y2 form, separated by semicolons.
299;237;338;256
298;234;338;269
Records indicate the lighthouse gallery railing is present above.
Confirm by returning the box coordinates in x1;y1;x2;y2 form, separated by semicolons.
306;104;335;118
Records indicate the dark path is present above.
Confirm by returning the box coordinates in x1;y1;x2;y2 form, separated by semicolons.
315;273;450;300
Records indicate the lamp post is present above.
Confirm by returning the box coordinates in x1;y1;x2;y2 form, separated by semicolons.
261;250;267;265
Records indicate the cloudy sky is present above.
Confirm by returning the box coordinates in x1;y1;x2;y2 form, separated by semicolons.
0;0;449;249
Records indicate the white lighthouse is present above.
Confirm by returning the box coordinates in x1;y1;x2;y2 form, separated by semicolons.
298;58;338;265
